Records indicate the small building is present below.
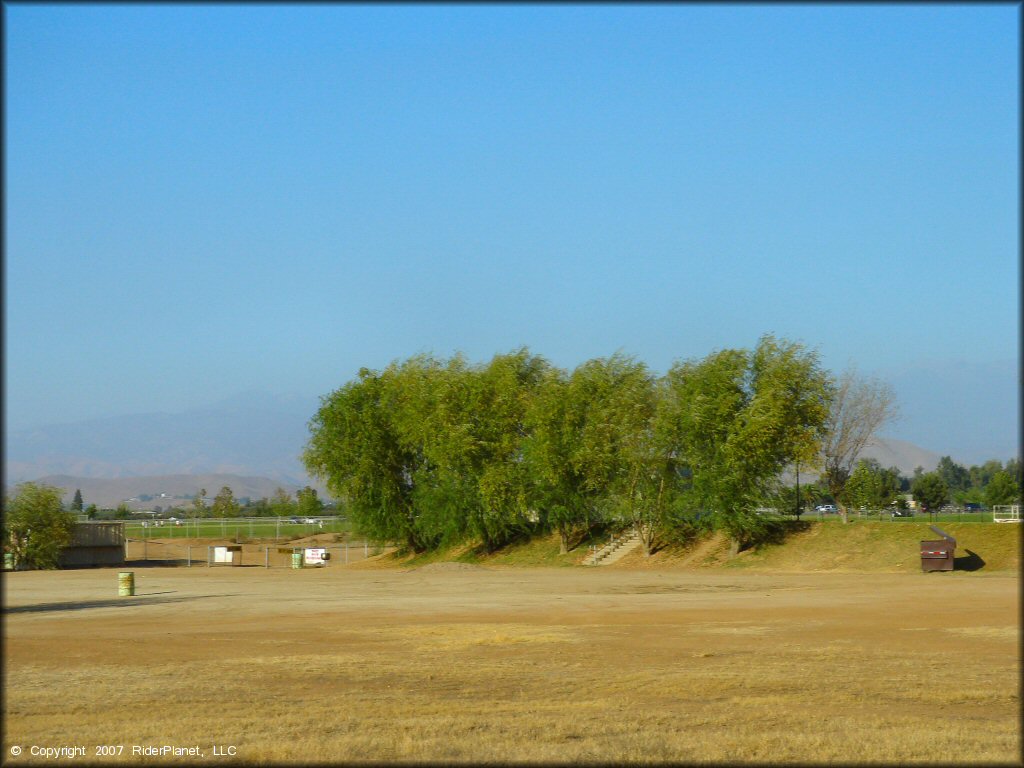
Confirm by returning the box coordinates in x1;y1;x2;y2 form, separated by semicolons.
58;522;126;568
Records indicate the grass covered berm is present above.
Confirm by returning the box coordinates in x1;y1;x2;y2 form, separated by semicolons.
713;520;1021;573
370;520;1020;573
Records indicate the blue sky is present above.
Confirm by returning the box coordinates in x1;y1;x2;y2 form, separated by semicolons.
4;4;1020;464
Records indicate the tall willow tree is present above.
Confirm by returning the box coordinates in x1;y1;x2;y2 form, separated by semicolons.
525;354;659;554
411;349;549;552
524;367;588;554
304;367;432;552
572;355;665;556
665;335;832;554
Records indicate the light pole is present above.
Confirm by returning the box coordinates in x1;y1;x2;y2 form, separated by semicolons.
795;462;800;518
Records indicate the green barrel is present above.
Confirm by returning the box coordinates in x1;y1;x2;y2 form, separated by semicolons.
291;552;303;569
118;572;135;596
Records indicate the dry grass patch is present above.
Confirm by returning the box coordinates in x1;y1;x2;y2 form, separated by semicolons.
4;568;1018;764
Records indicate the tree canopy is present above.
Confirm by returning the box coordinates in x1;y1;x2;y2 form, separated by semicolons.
304;339;834;556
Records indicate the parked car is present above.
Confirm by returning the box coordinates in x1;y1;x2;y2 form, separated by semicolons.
815;504;837;513
963;502;983;512
891;509;914;518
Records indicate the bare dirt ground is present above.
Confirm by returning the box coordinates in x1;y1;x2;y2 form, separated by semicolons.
3;563;1019;764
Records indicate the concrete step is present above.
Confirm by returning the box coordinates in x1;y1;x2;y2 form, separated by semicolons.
599;535;641;565
587;531;641;566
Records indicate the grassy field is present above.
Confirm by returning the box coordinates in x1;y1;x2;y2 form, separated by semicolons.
124;517;351;540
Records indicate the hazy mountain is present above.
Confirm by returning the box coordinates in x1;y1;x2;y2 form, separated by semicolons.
780;435;946;486
883;358;1018;466
5;391;323;488
858;436;946;476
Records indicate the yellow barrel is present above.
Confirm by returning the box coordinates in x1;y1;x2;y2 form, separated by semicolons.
118;572;135;596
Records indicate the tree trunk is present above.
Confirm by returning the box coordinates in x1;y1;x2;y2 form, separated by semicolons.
728;537;740;559
558;528;569;555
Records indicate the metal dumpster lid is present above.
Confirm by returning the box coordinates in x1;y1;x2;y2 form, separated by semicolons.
929;525;957;546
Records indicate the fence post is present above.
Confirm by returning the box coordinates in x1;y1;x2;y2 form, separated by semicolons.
265;547;269;568
187;545;191;567
345;542;348;564
364;541;368;558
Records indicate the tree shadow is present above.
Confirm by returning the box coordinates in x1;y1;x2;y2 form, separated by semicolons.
750;518;811;548
4;594;242;614
954;549;986;572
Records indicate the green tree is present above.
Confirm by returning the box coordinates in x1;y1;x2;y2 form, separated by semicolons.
589;356;663;557
3;483;76;570
407;349;548;553
819;368;898;522
911;472;948;513
305;365;431;552
211;486;241;518
666;336;832;554
984;471;1020;508
524;366;587;553
269;488;296;517
296;486;324;518
191;489;208;519
85;503;98;520
246;497;270;516
843;459;901;511
936;456;970;495
968;459;1004;491
71;488;84;513
115;502;132;519
525;359;650;555
526;353;672;556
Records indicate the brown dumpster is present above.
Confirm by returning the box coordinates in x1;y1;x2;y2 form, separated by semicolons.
920;525;956;572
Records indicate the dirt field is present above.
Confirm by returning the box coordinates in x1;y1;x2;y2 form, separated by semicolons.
3;562;1019;764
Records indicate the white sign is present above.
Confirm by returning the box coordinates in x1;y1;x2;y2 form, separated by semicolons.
304;547;326;565
214;546;232;563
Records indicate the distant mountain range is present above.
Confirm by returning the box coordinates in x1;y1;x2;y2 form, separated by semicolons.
5;391;321;486
5;389;953;507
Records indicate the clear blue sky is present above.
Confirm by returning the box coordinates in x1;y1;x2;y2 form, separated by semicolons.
4;4;1019;463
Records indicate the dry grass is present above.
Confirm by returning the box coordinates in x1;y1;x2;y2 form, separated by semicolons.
3;565;1018;764
7;641;1017;764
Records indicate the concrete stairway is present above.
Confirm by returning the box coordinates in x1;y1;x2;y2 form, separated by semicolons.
586;529;642;566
